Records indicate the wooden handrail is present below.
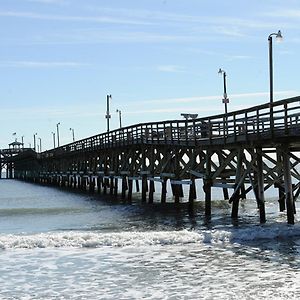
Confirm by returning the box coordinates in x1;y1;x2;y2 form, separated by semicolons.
41;96;300;157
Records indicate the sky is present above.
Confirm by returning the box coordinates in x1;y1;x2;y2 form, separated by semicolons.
1;0;300;150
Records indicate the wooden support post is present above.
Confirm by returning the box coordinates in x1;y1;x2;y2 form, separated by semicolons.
135;180;140;192
121;177;127;199
69;176;73;188
142;175;147;202
114;178;118;196
241;184;247;200
222;178;229;200
103;178;107;195
276;150;285;212
282;146;295;224
127;178;133;203
174;184;180;205
97;177;102;194
204;179;212;216
110;177;114;195
189;177;196;211
148;180;155;204
82;177;87;191
204;150;212;217
256;148;266;223
231;149;243;219
89;177;95;193
161;179;167;204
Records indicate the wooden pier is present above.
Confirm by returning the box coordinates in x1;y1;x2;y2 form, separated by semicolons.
4;97;300;224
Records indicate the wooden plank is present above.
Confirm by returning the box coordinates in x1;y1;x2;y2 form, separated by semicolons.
212;183;235;189
120;171;130;175
140;170;150;175
149;177;163;183
160;172;175;178
128;176;141;180
170;179;192;185
189;170;205;178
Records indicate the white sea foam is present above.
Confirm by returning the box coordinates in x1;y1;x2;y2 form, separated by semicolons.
0;230;203;249
1;223;300;250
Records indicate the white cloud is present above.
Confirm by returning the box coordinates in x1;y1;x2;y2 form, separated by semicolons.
157;65;186;73
0;11;150;25
26;0;69;4
264;9;300;18
0;61;89;68
136;90;298;105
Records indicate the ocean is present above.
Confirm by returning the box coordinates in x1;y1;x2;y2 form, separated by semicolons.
0;179;300;299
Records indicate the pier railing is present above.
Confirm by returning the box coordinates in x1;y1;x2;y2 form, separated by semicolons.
43;96;300;157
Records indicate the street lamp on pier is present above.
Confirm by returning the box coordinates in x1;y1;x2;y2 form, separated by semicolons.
106;94;112;132
52;132;56;148
218;68;229;115
38;137;42;153
33;133;37;151
116;109;122;128
56;122;60;147
21;135;24;148
268;30;283;130
69;128;75;142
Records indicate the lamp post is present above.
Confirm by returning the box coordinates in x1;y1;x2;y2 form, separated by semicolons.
21;135;24;148
38;137;42;153
116;109;122;128
56;122;60;147
268;30;283;130
106;94;112;132
69;128;75;142
52;132;56;148
33;133;37;151
218;68;229;115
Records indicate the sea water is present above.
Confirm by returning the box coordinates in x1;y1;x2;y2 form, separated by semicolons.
0;179;300;299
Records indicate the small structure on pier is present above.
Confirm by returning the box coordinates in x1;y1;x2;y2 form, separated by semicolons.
0;141;28;179
9;140;23;150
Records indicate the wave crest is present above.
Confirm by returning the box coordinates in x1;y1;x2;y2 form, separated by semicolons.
1;224;300;249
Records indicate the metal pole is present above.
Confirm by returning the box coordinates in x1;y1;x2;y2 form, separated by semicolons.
33;133;37;151
52;132;56;148
268;35;274;132
269;36;273;104
21;136;24;148
116;109;122;128
70;128;75;142
56;123;60;147
223;72;228;115
106;95;111;132
39;138;42;152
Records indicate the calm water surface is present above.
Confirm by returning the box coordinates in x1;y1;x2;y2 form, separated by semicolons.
0;179;300;299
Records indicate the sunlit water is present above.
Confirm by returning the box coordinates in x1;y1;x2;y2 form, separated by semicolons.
0;179;300;299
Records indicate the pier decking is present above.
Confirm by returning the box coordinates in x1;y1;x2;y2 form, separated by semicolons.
3;96;300;224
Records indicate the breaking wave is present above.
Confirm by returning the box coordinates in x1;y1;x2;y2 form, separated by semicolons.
1;223;300;250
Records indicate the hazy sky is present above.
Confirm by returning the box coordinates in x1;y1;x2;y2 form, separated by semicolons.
1;0;300;149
